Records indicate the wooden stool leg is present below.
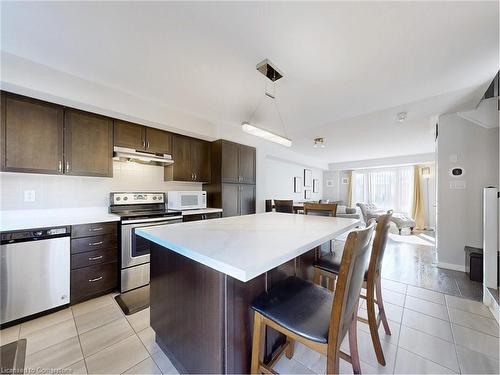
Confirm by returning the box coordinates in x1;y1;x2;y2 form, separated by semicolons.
367;280;386;366
251;312;265;374
348;310;362;374
326;348;340;375
376;274;391;335
327;275;335;292
285;337;294;359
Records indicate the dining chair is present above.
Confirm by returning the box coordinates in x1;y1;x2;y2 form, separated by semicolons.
312;212;393;366
274;199;294;214
303;202;337;217
265;199;273;212
319;199;330;204
250;223;376;374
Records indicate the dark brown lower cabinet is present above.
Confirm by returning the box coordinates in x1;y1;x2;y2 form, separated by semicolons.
70;222;118;304
182;212;221;222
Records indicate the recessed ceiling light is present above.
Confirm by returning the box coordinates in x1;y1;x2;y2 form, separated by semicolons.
397;112;408;122
313;137;325;148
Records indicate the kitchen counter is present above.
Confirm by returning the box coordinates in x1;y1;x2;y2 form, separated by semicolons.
141;212;360;373
175;207;223;216
137;212;359;282
0;207;120;232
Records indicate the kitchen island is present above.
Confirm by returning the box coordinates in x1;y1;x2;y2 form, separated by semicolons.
136;212;360;374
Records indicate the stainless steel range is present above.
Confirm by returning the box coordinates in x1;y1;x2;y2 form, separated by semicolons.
110;192;182;292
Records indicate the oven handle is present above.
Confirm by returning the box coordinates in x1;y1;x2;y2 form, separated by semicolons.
121;216;183;225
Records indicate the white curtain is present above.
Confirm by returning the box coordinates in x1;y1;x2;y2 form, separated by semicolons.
352;166;414;215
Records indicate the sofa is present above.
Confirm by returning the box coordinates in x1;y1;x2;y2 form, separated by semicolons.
335;203;361;219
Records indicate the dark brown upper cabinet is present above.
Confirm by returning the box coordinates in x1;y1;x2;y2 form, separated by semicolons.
1;93;64;174
114;120;172;155
64;109;113;177
114;120;145;150
165;134;211;183
217;140;256;184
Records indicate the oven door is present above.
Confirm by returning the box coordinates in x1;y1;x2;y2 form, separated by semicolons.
121;217;182;269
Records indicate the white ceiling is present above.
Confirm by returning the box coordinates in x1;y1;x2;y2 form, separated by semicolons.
2;1;498;163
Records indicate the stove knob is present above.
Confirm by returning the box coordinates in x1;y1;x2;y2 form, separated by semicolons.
34;231;43;237
153;196;157;200
123;197;128;201
158;196;163;201
116;197;121;201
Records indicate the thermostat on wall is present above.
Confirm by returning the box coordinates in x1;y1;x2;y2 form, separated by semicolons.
449;167;465;177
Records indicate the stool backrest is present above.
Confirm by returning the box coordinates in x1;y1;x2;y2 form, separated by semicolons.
303;202;337;217
265;199;273;212
327;222;375;355
369;211;392;276
274;200;294;214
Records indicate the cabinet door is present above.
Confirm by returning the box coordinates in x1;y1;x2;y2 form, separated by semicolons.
145;127;172;155
1;94;64;174
64;110;113;177
114;120;145;150
238;145;256;184
221;183;240;217
191;139;211;182
221;140;239;183
239;184;256;215
172;135;192;181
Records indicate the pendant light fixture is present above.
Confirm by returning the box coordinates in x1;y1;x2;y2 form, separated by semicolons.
242;59;292;147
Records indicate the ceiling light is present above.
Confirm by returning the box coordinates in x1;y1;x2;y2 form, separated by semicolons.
397;112;408;122
313;137;325;148
421;167;431;179
241;59;291;147
242;122;292;147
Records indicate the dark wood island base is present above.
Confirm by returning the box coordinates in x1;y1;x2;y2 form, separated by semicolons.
150;241;318;374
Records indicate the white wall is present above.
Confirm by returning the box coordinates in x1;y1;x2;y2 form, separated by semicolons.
437;113;499;270
0;162;201;210
262;156;322;203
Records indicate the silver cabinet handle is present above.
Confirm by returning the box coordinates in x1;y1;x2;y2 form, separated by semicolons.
91;227;103;232
89;255;103;261
143;139;146;148
191;173;194;180
194;173;197;181
88;241;103;246
89;276;103;282
146;141;150;149
58;161;62;172
66;161;70;172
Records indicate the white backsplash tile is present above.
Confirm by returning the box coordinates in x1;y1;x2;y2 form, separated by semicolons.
0;161;202;210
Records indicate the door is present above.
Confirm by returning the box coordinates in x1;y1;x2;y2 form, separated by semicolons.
191;139;211;182
64;109;113;177
145;128;172;155
172;135;192;181
1;93;64;174
114;120;145;150
221;140;239;183
222;183;240;217
238;145;256;184
240;184;256;215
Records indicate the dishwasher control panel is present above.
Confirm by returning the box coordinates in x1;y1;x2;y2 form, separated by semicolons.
1;226;70;244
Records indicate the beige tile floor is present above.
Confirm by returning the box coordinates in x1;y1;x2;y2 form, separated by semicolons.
0;280;498;374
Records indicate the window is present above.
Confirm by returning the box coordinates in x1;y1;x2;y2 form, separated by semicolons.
352;166;414;215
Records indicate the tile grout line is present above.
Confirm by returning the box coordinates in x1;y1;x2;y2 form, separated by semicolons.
70;306;90;375
391;288;406;374
444;298;462;374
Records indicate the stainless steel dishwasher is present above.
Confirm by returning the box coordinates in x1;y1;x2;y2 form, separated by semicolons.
0;226;70;325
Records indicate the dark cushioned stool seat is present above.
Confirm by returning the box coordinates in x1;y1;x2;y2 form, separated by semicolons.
251;276;333;344
314;251;368;279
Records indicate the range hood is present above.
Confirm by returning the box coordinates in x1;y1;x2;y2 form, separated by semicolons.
113;146;174;166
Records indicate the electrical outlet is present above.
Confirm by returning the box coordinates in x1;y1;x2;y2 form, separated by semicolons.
24;190;36;202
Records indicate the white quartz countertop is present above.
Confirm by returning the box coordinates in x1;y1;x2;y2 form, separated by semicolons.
136;212;360;282
0;207;120;232
177;208;223;216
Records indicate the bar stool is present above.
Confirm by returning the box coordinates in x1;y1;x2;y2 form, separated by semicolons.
250;223;376;374
274;199;294;214
313;212;393;366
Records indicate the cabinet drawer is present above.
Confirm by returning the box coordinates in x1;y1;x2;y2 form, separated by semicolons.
71;234;117;254
71;222;117;238
71;262;117;302
71;248;117;270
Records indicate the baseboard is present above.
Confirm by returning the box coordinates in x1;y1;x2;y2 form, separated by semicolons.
483;286;500;324
437;262;466;272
